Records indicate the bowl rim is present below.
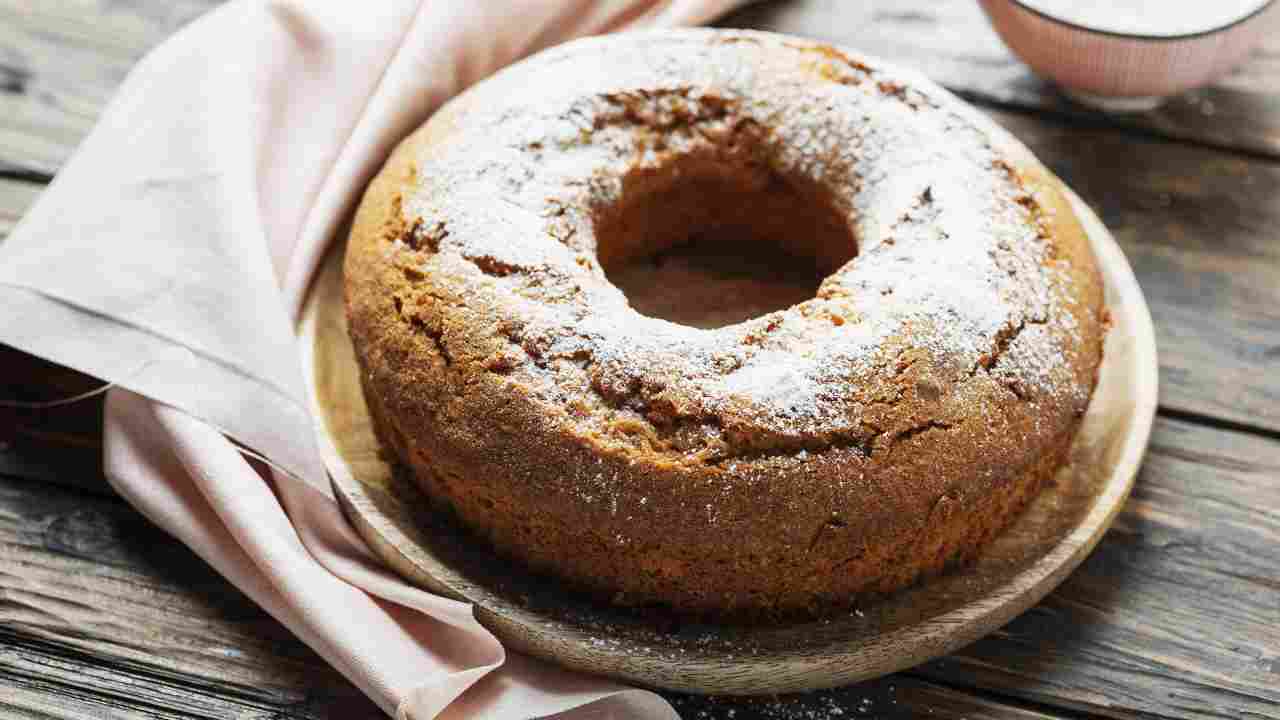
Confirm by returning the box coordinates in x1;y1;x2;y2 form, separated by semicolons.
1007;0;1277;41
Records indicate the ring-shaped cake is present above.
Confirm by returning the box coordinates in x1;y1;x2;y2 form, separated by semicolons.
344;29;1107;617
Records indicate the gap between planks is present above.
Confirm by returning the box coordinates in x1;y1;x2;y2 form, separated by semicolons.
4;412;1278;719
3;2;1280;432
947;93;1280;169
719;0;1280;162
0;480;1083;720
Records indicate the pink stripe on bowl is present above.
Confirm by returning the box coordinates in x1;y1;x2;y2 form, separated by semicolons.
979;0;1280;109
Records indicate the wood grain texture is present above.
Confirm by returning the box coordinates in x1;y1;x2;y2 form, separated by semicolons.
0;176;39;238
0;0;1277;717
0;474;1076;720
918;418;1280;719
3;0;1279;180
0;477;379;719
990;112;1280;434
3;2;1279;434
721;0;1280;159
0;0;221;179
3;411;1276;719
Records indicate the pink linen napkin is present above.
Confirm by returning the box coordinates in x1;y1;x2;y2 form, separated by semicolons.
0;1;748;717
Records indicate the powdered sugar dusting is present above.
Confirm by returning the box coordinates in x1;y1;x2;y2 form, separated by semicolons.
382;29;1098;511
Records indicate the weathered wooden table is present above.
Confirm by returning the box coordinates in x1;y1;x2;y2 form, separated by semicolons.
2;1;1278;718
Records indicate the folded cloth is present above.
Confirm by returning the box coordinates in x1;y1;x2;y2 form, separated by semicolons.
0;1;749;717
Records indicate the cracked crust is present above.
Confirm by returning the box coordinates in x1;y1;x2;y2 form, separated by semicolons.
344;29;1107;617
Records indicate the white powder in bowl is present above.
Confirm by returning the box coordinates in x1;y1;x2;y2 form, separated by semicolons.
1019;0;1270;37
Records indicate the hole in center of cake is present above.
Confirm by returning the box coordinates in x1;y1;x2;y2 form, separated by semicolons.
596;149;857;330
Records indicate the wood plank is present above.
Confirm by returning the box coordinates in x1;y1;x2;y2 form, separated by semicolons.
0;175;40;238
722;0;1280;159
913;416;1280;719
0;476;380;719
985;110;1280;433
3;414;1278;719
670;680;1073;719
0;1;1275;717
3;4;1280;433
0;474;1078;720
0;0;221;178
2;1;1279;180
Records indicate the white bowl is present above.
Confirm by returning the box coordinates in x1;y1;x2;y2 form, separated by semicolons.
979;0;1280;111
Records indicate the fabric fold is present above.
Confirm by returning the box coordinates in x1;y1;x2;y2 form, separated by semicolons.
6;0;752;717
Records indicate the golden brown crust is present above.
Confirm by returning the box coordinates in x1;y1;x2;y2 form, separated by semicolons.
344;29;1107;617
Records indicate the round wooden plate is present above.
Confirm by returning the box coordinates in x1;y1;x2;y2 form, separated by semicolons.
302;189;1157;696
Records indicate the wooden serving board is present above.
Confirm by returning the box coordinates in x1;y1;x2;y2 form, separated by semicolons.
302;189;1158;696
